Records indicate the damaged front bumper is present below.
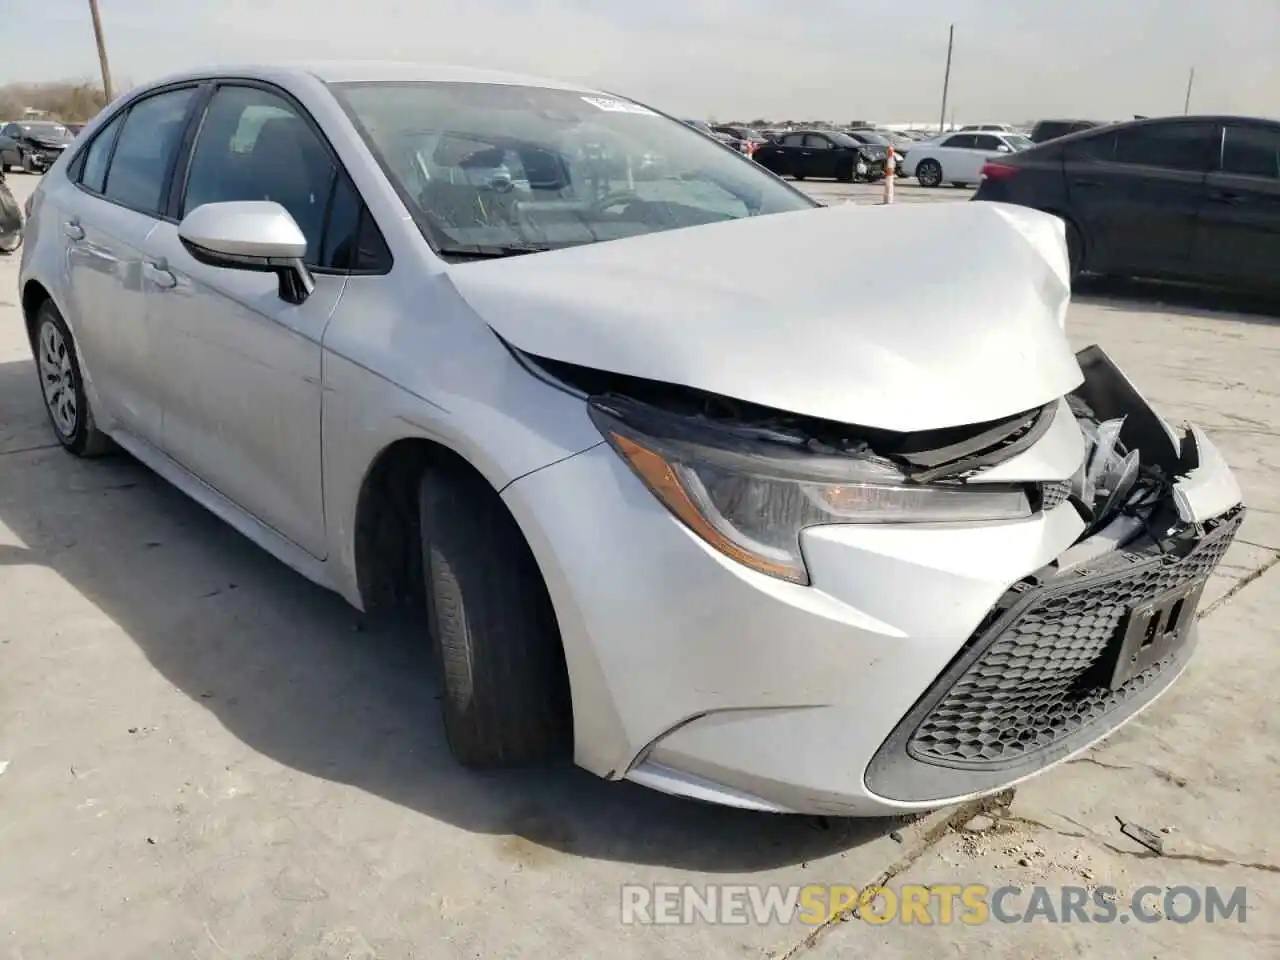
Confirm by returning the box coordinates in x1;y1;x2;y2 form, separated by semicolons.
503;345;1243;816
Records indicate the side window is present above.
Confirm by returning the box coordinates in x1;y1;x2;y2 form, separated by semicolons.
780;134;805;147
804;134;831;149
102;87;198;215
183;84;337;265
1113;122;1216;172
942;135;975;149
1066;130;1116;161
974;135;1004;151
78;113;124;194
320;171;392;272
1221;125;1280;180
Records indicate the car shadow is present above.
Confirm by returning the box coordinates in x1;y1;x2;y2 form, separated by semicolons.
0;357;904;872
1073;276;1280;326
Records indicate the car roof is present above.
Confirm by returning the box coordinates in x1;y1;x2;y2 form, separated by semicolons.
139;60;601;94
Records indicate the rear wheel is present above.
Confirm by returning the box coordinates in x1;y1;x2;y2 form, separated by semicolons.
418;465;572;767
1065;220;1084;280
916;159;943;188
33;300;113;457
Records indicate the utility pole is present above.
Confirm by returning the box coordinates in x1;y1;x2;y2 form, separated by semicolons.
88;0;114;102
1183;67;1195;115
938;24;955;134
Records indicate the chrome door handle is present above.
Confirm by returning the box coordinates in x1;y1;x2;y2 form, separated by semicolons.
144;259;177;289
64;220;84;241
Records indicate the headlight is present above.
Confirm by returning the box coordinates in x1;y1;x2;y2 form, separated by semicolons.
590;399;1032;584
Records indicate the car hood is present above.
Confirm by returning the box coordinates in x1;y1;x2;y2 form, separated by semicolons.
447;200;1084;432
26;136;68;148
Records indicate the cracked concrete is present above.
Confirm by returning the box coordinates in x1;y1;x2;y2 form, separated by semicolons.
2;175;1278;958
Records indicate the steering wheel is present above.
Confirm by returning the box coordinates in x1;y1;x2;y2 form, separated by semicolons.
590;190;644;216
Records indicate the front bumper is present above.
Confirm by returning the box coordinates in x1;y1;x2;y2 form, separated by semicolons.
501;351;1242;817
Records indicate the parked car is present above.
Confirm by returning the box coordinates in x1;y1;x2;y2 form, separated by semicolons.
973;115;1280;291
682;118;750;155
1030;119;1105;144
712;125;769;155
0;120;74;172
753;130;888;181
902;130;1032;187
960;123;1018;133
846;129;912;174
19;63;1242;818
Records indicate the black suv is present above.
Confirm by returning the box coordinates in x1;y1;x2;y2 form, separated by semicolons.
1030;119;1104;144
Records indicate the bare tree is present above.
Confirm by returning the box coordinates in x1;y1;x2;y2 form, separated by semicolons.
0;79;121;123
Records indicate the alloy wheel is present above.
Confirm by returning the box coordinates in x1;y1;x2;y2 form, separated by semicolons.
38;320;78;438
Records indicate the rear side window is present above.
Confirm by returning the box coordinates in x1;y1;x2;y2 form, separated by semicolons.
973;135;1005;151
79;113;124;193
1113;122;1216;172
103;87;198;215
1221;125;1280;180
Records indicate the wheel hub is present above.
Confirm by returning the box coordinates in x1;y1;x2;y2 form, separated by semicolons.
38;322;78;438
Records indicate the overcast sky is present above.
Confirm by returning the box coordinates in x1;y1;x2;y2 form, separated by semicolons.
6;0;1278;123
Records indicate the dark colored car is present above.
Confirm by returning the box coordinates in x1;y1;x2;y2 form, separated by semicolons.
1030;119;1105;144
712;125;769;155
973;115;1280;291
753;130;887;182
682;119;751;155
0;120;74;172
846;129;911;174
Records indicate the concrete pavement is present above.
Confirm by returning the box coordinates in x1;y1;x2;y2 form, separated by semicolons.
1;171;1277;958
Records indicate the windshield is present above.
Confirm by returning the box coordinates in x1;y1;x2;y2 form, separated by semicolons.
828;133;860;148
333;82;815;256
853;131;889;145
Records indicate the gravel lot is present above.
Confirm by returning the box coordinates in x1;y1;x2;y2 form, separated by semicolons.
1;171;1277;958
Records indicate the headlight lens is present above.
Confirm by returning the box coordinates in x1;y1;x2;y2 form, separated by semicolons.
591;400;1032;584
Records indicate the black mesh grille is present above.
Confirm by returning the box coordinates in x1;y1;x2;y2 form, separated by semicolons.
905;509;1241;769
1040;480;1072;511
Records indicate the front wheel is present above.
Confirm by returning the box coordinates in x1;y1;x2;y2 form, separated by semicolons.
916;159;943;188
418;465;573;768
33;301;114;457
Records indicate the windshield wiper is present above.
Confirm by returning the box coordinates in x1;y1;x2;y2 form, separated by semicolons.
436;243;562;260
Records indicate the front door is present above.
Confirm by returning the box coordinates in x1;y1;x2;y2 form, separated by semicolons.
1193;121;1280;288
145;82;347;558
803;134;839;179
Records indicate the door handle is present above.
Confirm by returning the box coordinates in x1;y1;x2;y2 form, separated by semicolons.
63;220;84;241
144;259;177;289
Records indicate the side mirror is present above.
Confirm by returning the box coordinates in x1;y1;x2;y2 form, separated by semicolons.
996;144;1012;153
178;201;315;305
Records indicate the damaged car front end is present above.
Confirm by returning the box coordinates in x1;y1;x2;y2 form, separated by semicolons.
499;336;1241;816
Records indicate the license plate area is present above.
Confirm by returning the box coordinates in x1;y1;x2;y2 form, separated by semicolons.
1109;578;1207;690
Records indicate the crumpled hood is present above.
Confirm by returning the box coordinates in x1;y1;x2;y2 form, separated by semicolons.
448;200;1085;432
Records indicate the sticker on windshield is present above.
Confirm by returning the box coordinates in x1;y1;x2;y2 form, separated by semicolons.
580;96;657;116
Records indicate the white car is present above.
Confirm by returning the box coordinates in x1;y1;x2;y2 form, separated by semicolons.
18;62;1243;817
902;131;1033;188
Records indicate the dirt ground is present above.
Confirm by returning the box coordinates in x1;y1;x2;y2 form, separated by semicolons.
1;172;1277;958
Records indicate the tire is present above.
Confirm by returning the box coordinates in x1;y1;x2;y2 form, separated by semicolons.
418;465;572;768
793;173;806;181
32;300;114;457
837;164;854;183
916;159;943;188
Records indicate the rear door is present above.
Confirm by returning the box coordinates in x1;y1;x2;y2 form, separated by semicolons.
1063;120;1216;277
60;85;201;444
757;132;804;176
1193;121;1280;288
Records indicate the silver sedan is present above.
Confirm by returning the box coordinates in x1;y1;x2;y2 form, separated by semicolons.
18;62;1243;816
